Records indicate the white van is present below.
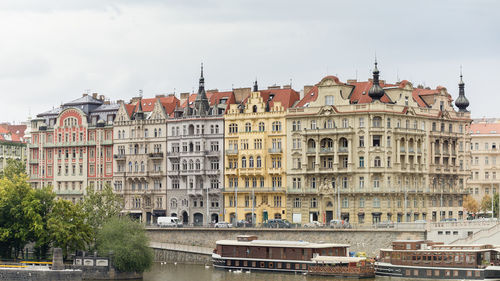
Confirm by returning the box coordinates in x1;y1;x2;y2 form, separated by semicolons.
157;216;182;227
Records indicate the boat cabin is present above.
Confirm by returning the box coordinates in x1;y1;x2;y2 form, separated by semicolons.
379;240;500;269
214;235;349;261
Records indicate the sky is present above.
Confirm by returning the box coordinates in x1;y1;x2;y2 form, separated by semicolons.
0;0;499;123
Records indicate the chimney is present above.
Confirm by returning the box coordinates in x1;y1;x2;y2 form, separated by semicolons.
156;94;165;98
180;92;190;100
99;95;105;101
268;85;281;89
303;85;313;100
92;93;98;99
283;85;291;89
347;79;357;84
233;87;251;104
82;93;88;97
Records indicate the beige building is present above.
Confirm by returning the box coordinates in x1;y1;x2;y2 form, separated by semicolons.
286;63;471;225
113;94;179;223
468;119;500;201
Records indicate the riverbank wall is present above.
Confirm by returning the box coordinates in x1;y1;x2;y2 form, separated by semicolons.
0;267;82;281
146;228;426;258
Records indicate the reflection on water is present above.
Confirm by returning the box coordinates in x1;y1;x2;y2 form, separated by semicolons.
142;263;383;281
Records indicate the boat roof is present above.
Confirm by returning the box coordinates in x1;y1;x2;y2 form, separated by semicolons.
216;239;350;248
312;256;366;264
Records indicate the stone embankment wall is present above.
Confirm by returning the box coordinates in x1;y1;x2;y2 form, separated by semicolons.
0;268;81;281
153;248;212;264
146;228;425;257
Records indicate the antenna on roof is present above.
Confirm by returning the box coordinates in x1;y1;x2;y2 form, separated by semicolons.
397;69;400;82
139;89;143;97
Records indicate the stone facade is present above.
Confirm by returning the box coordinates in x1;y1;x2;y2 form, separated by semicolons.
165;66;234;226
468;119;500;202
223;85;300;224
112;94;179;223
285;65;471;225
28;94;118;202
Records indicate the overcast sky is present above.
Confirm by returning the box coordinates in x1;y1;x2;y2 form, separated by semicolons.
1;0;499;123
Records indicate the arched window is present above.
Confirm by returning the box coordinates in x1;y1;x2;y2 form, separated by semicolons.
140;161;145;172
374;156;381;167
272;121;282;132
189;160;194;170
158;128;162;137
253;105;258;113
182;160;187;170
171;198;177;208
327;119;334;129
229;123;238;133
118;131;121;139
195;159;201;170
258;122;265;132
241;157;247;168
188;125;195;135
128;161;132;172
339;138;348;149
342;118;349;128
372;116;382;127
134;161;139;172
308;139;316;150
249;156;254;168
245;122;252;132
215;125;219;134
256;156;262;168
154;128;158;137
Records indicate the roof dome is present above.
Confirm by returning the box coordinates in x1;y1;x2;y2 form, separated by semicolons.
455;73;469;112
368;61;385;101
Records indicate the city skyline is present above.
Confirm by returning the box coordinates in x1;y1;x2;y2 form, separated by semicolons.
1;0;499;123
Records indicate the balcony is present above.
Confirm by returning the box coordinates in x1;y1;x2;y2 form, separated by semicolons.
148;152;164;159
225;168;237;175
338;147;348;153
205;169;221;176
114;154;126;160
320;147;334;154
268;148;282;154
225;149;238;155
239;168;264;175
268;167;283;174
205;150;220;157
187;188;203;196
149;170;165;177
307;148;316;154
167;151;180;158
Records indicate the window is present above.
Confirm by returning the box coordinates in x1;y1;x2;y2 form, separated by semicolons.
359;117;365;128
359;136;365;147
342;119;349;128
374;156;381;167
241;157;247;168
342;197;349;208
245;122;252;132
258;122;265;132
310;198;318;208
272;121;282;132
342;177;348;189
325;95;334;105
373;135;381;147
293;198;301;208
359;197;365;208
373;197;380;208
310;120;317;130
359;156;365;168
229;123;238;133
359;177;364;189
372;116;382;127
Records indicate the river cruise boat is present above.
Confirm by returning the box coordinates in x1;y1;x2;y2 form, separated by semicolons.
376;240;500;280
308;256;375;278
212;235;373;277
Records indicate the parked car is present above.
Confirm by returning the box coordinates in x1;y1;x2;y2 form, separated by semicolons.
235;220;252;227
374;220;395;228
304;221;324;228
263;219;291;228
329;219;351;229
441;218;458;222
214;222;232;228
157;216;183;227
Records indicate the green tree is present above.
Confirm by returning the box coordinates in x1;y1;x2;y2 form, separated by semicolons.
463;195;479;215
97;217;153;273
0;173;33;259
81;184;123;248
48;199;92;258
0;158;26;179
480;195;492;214
23;186;56;259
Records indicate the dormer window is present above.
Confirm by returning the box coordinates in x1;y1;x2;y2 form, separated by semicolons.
325;95;334;106
440;101;444;111
405;96;409;106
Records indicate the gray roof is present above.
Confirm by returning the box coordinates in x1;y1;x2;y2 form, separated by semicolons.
63;95;103;106
92;103;120;112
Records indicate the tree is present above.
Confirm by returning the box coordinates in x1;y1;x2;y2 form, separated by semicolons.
0;158;26;179
0;172;33;259
96;217;153;273
463;195;479;215
48;199;92;258
23;186;56;259
480;195;492;214
81;184;124;248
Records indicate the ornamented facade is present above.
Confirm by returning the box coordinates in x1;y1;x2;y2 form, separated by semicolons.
468;119;500;201
223;83;300;224
28;94;119;203
113;94;179;223
0;123;27;172
166;66;234;226
286;63;471;225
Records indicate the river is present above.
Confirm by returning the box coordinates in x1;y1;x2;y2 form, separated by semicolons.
137;263;395;281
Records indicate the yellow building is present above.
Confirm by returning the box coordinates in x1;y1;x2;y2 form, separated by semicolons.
223;83;300;224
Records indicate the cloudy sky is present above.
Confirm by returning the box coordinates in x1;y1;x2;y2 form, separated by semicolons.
0;0;499;123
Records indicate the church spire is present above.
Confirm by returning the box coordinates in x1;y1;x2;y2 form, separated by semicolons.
455;68;470;112
192;63;210;116
253;79;258;92
368;58;385;101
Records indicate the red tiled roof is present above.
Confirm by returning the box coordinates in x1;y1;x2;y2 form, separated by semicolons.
241;88;300;110
470;123;500;134
295;86;318;107
180;91;236;108
349;80;393;104
129;96;179;117
124;104;135;117
158;96;180;116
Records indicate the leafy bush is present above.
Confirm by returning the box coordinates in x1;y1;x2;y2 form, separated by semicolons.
97;217;153;272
